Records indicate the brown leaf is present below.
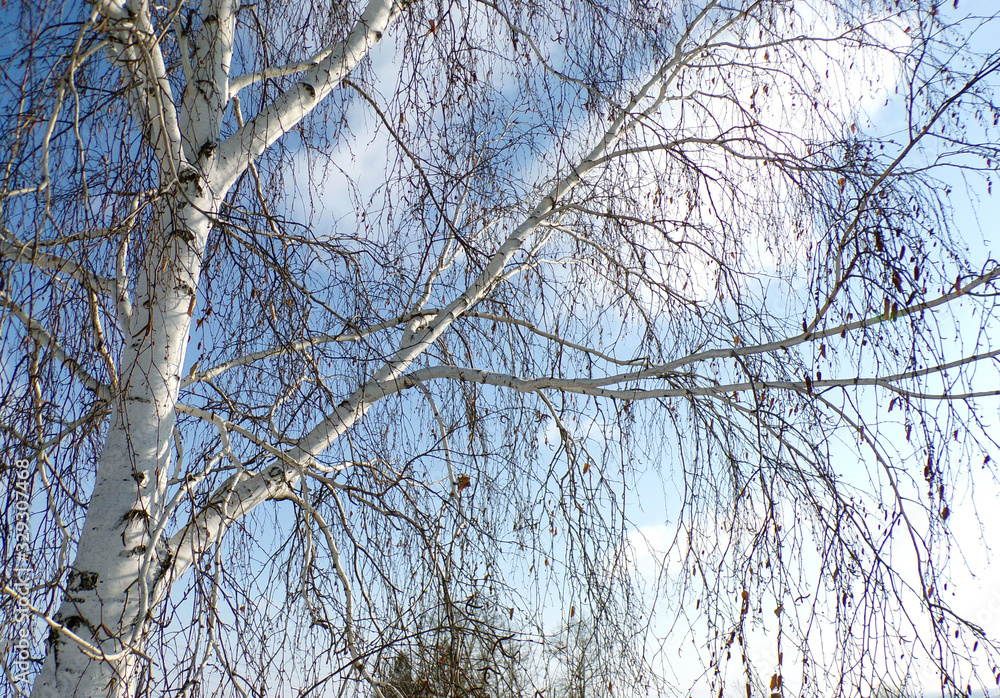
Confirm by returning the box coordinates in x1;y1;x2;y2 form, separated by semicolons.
456;474;471;493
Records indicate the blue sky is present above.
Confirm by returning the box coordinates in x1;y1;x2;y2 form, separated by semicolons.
5;1;1000;696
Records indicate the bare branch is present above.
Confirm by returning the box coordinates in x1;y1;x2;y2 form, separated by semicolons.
0;293;111;399
0;238;117;297
215;0;403;189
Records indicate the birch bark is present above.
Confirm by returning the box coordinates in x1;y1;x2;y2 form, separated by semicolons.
28;0;399;694
28;191;218;698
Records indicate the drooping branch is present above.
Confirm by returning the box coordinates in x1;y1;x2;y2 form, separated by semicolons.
154;6;807;592
193;263;997;403
0;293;111;399
181;306;647;389
181;310;436;387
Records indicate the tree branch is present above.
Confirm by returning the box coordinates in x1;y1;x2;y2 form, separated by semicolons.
214;0;403;189
153;7;775;592
99;0;186;174
180;0;239;157
389;352;1000;402
0;238;118;297
656;264;1000;375
0;293;111;400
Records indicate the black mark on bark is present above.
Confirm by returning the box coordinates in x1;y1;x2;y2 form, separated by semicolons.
119;508;150;527
198;140;217;161
66;570;99;592
171;227;196;244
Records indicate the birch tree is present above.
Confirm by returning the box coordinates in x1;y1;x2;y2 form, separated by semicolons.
2;0;1000;696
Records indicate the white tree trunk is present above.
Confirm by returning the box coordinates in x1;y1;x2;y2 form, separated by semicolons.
28;1;400;694
29;191;217;698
